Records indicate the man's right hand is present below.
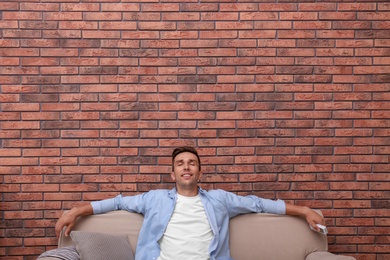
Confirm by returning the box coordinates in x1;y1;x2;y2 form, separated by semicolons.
54;204;93;238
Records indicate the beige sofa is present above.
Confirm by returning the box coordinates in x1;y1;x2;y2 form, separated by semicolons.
39;210;355;260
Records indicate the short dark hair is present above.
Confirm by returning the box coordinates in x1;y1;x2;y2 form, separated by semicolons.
172;146;201;171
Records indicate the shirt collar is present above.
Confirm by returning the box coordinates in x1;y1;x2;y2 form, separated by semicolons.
168;186;205;199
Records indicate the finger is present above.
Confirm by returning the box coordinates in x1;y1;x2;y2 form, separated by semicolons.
317;215;325;225
65;223;74;237
309;220;319;231
312;211;325;226
55;223;63;238
317;213;326;225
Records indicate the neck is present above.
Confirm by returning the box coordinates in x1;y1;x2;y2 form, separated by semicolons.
176;187;198;197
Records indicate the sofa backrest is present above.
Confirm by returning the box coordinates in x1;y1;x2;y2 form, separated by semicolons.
59;210;327;259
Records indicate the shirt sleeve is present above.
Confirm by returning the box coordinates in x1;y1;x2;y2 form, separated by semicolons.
217;190;286;217
248;195;286;215
90;193;148;215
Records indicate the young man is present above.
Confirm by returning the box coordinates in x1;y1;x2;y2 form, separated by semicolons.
55;146;324;260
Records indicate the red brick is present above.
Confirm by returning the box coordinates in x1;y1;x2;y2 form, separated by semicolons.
44;193;81;201
22;149;59;157
60;184;98;192
278;172;316;182
277;191;315;200
162;12;199;21
82;192;120;201
4;211;43;220
294;21;331;30
0;157;38;166
0;2;19;10
200;30;238;39
57;20;94;31
352;155;388;163
123;175;161;183
279;31;316;39
257;147;294;156
22;202;61;211
294;112;331;120
138;22;176;30
99;183;136;192
79;49;118;57
274;155;311;164
1;103;39;112
256;128;293;138
334;146;372;155
40;157;77;166
205;12;240;22
0;238;23;247
296;164;333;173
94;166;135;176
42;103;80;111
292;182;329;190
140;130;178;138
276;120;314;128
21;112;59;121
358;245;390;253
275;138;313;147
315;138;353;146
3;12;42;20
126;13;160;23
0;39;20;48
314;155;350;164
79;156;117;165
0;130;20;139
334;200;371;209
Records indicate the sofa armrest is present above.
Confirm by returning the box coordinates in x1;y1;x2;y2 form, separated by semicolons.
306;251;356;260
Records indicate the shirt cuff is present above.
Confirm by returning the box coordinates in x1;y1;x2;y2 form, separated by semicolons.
276;199;286;215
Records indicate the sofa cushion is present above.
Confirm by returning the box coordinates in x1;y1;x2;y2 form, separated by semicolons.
70;231;134;260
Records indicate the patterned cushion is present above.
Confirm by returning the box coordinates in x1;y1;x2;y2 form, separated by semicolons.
37;246;79;260
70;231;134;260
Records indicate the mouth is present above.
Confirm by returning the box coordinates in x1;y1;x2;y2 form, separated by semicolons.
181;173;193;179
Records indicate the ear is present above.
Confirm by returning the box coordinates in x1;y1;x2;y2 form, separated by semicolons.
198;170;203;182
170;171;176;181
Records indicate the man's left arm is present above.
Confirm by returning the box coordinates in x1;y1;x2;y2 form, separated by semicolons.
285;204;325;231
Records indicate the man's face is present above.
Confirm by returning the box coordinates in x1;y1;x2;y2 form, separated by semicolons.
171;152;202;195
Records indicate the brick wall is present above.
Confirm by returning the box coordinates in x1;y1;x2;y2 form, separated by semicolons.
0;1;389;259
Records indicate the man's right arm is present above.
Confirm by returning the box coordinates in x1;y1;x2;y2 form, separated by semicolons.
54;204;93;238
54;193;149;238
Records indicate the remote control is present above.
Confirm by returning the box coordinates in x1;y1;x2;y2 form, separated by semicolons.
310;224;328;235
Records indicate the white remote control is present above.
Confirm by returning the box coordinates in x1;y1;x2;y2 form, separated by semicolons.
310;224;328;235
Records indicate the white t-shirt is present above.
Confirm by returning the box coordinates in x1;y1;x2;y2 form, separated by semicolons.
158;194;213;260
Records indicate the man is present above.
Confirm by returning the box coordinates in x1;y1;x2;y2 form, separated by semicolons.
55;146;324;260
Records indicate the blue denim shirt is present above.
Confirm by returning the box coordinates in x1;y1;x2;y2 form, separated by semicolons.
91;188;286;260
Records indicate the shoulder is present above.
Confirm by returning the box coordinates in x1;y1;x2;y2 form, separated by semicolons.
203;189;232;196
136;189;173;207
201;189;234;203
147;189;170;194
142;189;176;203
144;189;171;197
